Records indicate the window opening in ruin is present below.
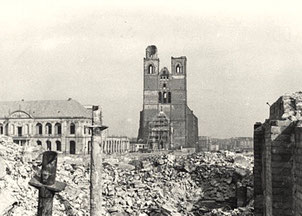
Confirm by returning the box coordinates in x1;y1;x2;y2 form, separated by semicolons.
46;123;52;135
168;92;171;103
46;140;51;151
36;123;42;135
70;123;75;134
0;125;3;135
37;140;42;146
176;65;181;73
55;123;62;135
56;141;61;151
158;92;162;103
163;92;167;103
148;65;154;74
17;126;22;137
70;141;76;154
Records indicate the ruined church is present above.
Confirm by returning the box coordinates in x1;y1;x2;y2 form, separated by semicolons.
138;45;198;150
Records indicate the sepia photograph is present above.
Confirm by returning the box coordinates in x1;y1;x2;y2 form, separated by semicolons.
0;0;302;215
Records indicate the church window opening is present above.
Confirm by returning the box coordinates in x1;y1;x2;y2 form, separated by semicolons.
176;65;181;73
168;92;171;103
158;92;162;103
148;65;154;74
163;92;167;103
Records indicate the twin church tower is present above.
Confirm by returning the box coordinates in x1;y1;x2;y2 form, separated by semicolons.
137;45;198;150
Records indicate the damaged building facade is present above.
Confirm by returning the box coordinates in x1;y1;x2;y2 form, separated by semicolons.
137;45;198;150
254;92;302;216
0;99;95;154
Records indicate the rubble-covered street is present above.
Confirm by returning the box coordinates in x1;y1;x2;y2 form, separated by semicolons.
0;136;253;216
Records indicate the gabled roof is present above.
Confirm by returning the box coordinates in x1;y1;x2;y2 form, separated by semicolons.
0;99;91;119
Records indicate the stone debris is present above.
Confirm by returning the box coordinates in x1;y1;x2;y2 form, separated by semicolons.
279;92;302;121
0;136;253;216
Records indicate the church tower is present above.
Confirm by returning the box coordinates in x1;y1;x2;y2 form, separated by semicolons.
138;46;198;150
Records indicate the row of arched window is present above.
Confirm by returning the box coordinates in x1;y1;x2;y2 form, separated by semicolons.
38;140;76;154
0;122;91;136
35;123;73;135
158;92;172;104
147;64;183;74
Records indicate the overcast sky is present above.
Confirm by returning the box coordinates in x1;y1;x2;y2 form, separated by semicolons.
1;0;302;138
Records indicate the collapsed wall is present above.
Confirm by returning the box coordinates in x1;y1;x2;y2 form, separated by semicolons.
254;92;302;216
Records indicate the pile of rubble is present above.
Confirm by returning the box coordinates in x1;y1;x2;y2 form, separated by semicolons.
280;92;302;121
0;136;253;216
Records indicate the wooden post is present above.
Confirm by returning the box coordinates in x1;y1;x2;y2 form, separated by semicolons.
29;151;66;216
88;106;107;216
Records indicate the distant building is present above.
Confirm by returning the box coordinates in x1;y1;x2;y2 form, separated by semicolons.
137;45;199;150
102;136;130;154
128;137;148;152
0;99;100;155
197;136;253;152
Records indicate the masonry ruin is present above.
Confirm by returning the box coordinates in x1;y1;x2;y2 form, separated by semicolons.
254;92;302;216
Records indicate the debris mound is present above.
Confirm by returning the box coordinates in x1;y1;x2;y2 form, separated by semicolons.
0;136;253;215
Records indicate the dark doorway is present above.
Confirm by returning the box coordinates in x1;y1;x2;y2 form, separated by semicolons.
70;141;76;154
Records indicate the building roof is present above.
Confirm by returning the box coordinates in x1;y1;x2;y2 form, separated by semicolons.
0;99;92;119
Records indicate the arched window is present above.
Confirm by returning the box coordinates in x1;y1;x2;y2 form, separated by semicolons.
163;83;166;88
56;141;61;151
168;92;171;103
55;123;62;135
70;141;76;154
158;92;162;103
70;123;75;134
46;123;52;135
36;123;43;135
37;140;42;146
0;124;3;135
176;65;181;73
148;64;154;74
46;140;51;151
163;92;167;103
